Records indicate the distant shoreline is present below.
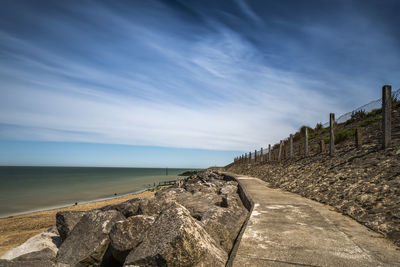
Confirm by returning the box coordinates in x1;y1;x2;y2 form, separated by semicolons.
0;166;193;219
0;187;150;219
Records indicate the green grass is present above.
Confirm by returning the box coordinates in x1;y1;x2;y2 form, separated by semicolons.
366;108;381;117
360;115;382;127
334;129;355;144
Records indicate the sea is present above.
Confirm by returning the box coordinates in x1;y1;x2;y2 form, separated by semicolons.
0;166;193;218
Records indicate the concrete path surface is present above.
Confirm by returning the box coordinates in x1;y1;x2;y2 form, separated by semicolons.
232;175;400;267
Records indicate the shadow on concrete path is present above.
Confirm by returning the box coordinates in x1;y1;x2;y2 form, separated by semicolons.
232;175;400;267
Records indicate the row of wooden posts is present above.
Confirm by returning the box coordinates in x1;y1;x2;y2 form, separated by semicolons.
234;85;393;164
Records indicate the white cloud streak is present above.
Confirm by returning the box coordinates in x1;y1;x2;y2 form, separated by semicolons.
0;2;399;152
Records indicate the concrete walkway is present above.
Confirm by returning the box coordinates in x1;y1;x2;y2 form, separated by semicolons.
232;175;400;266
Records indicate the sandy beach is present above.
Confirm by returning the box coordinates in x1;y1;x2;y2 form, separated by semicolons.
0;190;154;257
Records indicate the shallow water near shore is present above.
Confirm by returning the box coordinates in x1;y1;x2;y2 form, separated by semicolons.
0;166;192;218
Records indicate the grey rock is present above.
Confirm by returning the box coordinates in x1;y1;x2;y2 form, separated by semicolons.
201;197;247;252
175;191;221;220
219;182;238;195
110;215;155;263
183;179;219;194
100;198;142;218
56;210;124;266
138;196;170;216
56;211;86;242
124;202;227;267
1;229;59;261
13;248;55;262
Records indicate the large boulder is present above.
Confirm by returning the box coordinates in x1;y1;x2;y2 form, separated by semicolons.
201;203;247;253
56;210;124;266
138;196;171;216
100;198;142;218
175;191;221;220
219;182;238;195
0;227;60;261
13;248;55;262
56;211;86;242
183;179;219;194
123;202;227;267
109;215;155;263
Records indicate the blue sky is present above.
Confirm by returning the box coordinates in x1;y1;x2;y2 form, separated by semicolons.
0;0;399;167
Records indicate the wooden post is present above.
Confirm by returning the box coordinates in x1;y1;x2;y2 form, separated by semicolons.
278;140;283;161
304;128;309;156
320;140;325;153
282;143;285;159
289;134;293;158
268;144;271;161
260;147;263;162
249;152;252;164
355;128;362;147
330;113;335;156
254;149;257;163
382;85;392;149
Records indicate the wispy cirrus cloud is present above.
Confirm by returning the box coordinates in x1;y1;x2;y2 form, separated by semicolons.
0;0;399;153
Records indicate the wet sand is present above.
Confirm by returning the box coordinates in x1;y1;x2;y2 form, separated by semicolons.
0;190;154;257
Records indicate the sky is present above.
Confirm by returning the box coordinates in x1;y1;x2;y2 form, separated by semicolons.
0;0;399;167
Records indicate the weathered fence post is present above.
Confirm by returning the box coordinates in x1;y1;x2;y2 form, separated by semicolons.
320;140;325;153
304;128;309;156
260;147;263;162
249;152;252;164
382;85;392;149
254;149;257;163
355;128;362;147
289;134;294;158
283;141;288;159
330;113;335;156
278;140;283;161
268;144;271;161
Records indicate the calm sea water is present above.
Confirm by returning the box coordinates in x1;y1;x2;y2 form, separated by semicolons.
0;166;192;218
